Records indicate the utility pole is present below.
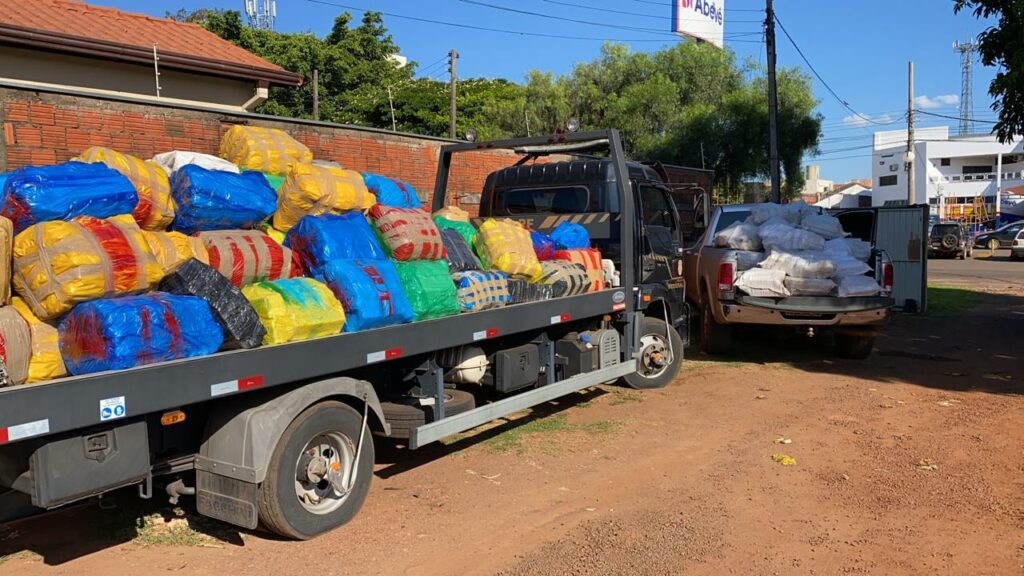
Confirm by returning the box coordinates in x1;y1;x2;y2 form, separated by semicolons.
312;68;319;121
387;85;397;131
765;0;781;204
907;61;915;205
448;49;459;139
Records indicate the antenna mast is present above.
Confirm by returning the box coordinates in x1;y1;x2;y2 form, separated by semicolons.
953;39;978;136
244;0;276;31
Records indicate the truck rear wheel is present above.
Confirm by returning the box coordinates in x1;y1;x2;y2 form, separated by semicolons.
623;317;683;389
834;334;876;360
700;299;733;355
258;401;374;540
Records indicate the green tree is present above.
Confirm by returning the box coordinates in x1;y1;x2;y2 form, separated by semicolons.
953;0;1024;142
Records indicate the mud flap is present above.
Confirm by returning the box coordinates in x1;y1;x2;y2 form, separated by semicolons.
196;469;258;530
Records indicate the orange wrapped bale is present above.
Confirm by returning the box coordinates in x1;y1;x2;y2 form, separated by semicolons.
273;163;375;232
553;248;605;292
200;230;294;287
143;230;210;274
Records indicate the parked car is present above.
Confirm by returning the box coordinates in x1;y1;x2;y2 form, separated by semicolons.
974;221;1024;251
929;222;973;259
1011;229;1024;260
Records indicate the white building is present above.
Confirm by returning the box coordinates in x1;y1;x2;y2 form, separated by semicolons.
800;165;833;200
815;183;872;209
871;126;1024;220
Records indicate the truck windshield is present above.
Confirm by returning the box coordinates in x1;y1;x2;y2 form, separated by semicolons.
715;210;752;233
497;186;592;214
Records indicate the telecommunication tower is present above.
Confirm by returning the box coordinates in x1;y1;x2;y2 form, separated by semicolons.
245;0;276;31
953;39;979;136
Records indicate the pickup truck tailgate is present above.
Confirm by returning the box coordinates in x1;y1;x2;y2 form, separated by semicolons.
735;295;895;313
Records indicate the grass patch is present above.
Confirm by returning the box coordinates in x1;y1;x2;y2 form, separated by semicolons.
133;513;214;547
607;390;644;406
483;414;622;454
927;284;981;315
0;550;41;566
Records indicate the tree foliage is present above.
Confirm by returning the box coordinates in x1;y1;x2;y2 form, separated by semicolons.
953;0;1024;143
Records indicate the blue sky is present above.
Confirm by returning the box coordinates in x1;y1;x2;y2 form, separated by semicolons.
97;0;999;183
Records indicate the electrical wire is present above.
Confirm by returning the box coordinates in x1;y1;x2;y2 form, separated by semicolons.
538;0;764;23
458;0;681;36
631;0;762;10
916;109;999;124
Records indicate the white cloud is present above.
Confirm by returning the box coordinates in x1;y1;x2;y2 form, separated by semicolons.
914;94;959;109
841;113;896;127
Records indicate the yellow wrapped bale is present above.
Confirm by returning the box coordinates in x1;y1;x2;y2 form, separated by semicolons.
474;218;543;281
12;214;163;320
260;222;287;246
0;216;12;304
273;163;374;232
0;306;30;386
10;297;65;383
76;147;175;230
242;278;345;345
219;125;313;176
143;230;209;274
434;205;470;222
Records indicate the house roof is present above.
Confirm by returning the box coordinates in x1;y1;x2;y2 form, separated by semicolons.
0;0;301;86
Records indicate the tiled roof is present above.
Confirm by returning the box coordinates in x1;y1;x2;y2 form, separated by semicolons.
0;0;300;85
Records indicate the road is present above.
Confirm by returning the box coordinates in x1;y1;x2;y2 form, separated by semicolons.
2;277;1023;575
929;250;1024;290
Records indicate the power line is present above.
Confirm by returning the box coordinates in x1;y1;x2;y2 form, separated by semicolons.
631;0;762;10
916;109;998;124
774;14;904;126
539;0;764;23
458;0;680;37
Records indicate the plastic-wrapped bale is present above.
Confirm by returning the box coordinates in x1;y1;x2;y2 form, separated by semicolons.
369;204;445;261
553;248;605;292
77;147;175;230
784;277;836;296
832;256;872;279
835;274;881;298
760;250;837;279
441;229;480;273
199;230;294;287
535;261;589;298
393;260;459;320
734;268;789;298
143;230;209;274
550;221;590;250
219;125;313;176
260;222;287;246
319;259;414;332
362;173;422;209
800;212;846;240
452;271;510;311
714;221;762;251
160;258;266;349
507;278;553;305
759;222;826;252
153;151;240;175
274;164;375;232
434;205;470;222
285;213;386;274
58;293;223;375
474;218;543;280
242;278;346;345
530;230;555;261
825;237;872;262
13;214;163;320
0;215;12;303
244;170;285;192
0;306;31;386
11;297;66;383
170;165;277;234
433;216;477;248
1;162;138;233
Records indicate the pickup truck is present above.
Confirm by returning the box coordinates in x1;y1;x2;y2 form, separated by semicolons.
683;204;895;359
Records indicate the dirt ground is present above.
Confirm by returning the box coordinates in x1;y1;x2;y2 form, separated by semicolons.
2;258;1023;575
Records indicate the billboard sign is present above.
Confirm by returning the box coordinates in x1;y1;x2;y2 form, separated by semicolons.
673;0;726;49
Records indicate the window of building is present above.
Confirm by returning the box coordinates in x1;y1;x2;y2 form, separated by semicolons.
940;158;951;166
879;175;898;187
962;165;992;175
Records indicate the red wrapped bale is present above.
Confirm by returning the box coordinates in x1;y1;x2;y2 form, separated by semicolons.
199;230;294;287
369;204;445;261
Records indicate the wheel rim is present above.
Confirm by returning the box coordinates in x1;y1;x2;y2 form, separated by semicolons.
989;239;999;251
293;430;356;515
637;334;671;379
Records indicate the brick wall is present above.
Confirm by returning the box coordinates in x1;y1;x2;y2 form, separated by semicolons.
0;87;519;216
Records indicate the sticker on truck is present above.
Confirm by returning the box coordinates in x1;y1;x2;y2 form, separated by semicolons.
0;419;50;443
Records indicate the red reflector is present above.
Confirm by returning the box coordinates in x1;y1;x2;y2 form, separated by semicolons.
718;262;735;292
486;328;499;338
0;428;8;444
560;313;571;322
883;263;894;291
238;376;264;391
385;347;403;359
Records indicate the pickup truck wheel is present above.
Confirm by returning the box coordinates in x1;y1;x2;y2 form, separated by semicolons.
700;299;733;355
381;390;476;439
258;401;374;540
623;317;684;389
834;334;876;360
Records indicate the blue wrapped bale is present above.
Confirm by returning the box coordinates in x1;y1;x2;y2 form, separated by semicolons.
453;271;510;311
58;293;224;375
319;259;414;332
170;165;276;234
285;213;386;275
550;221;590;250
530;230;555;260
1;162;138;233
362;173;422;209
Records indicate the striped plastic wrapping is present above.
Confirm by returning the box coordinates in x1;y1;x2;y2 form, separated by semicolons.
219;125;313;176
199;230;294;288
11;297;66;383
242;278;346;345
452;270;510;312
170;165;277;234
143;230;209;274
553;248;606;292
474;218;543;281
285;213;387;275
507;278;553;305
434;216;477;249
440;229;480;273
273;163;375;232
0;215;12;304
260;222;287;246
1;162;138;233
362;173;422;209
77;147;175;230
0;305;31;386
58;293;224;376
12;214;163;320
393;260;459;320
318;259;414;332
369;204;446;261
535;260;589;298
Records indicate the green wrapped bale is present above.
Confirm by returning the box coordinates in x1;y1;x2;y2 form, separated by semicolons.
393;260;459;320
433;215;477;248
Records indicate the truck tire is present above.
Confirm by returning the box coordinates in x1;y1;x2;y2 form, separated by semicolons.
700;299;733;355
834;334;875;360
258;401;374;540
382;390;476;439
623;317;684;389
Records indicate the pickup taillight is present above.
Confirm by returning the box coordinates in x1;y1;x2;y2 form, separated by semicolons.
882;263;894;292
718;262;735;294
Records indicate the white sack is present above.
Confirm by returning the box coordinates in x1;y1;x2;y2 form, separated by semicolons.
734;250;766;271
735;268;790;298
833;256;872;279
152;151;241;175
825;237;872;262
835;274;880;298
784;276;836;296
783;200;814;224
800;212;846;240
759;222;826;252
714;221;762;251
750;203;786;224
760;250;837;279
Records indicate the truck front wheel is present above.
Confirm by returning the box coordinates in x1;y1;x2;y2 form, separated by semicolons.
258;401;374;540
700;299;733;355
623;317;684;389
834;334;876;360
